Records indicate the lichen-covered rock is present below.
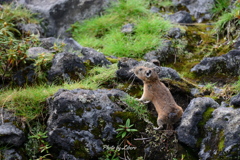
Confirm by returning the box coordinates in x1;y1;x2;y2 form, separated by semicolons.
191;50;240;76
47;52;86;83
177;97;220;148
81;47;111;66
230;93;240;108
46;88;127;159
199;106;240;160
167;11;193;23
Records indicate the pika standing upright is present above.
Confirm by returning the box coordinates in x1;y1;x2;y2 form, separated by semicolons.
132;66;183;130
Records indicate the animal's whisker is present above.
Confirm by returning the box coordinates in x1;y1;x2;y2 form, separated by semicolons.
126;71;136;92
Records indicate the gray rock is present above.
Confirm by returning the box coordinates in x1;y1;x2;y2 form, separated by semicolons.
177;97;219;148
230;93;240;108
173;0;215;22
121;23;135;34
168;27;183;39
199;106;240;159
144;40;176;63
167;11;193;23
40;37;83;54
116;58;181;82
81;47;111;66
17;23;43;37
27;47;53;59
191;50;240;76
150;6;159;13
0;123;25;147
13;65;35;86
46;88;126;159
1;149;22;160
47;52;86;83
18;0;111;37
0;0;12;4
234;37;240;49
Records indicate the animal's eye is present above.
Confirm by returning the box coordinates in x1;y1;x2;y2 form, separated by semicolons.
139;68;143;71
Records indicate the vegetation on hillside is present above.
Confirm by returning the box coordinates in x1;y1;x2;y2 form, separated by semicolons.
69;0;173;58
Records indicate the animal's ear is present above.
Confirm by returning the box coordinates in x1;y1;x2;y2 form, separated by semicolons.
145;69;152;77
153;67;161;74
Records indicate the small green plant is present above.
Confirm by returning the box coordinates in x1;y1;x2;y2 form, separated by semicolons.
34;52;53;82
116;118;138;139
122;95;149;121
211;0;230;17
25;123;52;159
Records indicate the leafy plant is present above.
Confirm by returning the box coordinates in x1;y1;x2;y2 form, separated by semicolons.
0;4;40;83
25;123;52;159
116;118;138;139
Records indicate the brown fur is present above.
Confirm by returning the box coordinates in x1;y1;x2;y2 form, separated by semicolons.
133;66;183;130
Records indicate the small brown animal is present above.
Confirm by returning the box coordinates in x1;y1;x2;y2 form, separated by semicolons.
132;66;183;130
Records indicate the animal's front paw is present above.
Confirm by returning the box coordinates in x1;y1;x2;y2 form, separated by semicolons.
137;98;150;104
153;126;163;130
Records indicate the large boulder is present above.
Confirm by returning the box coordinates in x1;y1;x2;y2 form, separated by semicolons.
191;50;240;76
46;88;127;159
173;0;215;22
177;97;220;148
18;0;112;37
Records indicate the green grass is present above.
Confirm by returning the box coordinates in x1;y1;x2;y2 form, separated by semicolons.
213;1;240;39
0;64;118;121
70;0;173;58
